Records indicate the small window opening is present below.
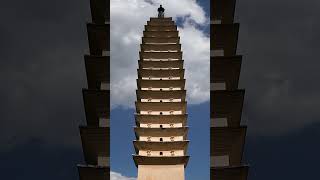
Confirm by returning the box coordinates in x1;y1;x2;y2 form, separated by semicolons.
170;151;175;156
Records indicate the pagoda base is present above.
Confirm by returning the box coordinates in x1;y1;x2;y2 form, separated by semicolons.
137;165;184;180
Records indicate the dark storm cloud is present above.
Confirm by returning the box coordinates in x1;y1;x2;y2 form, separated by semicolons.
245;122;320;180
235;0;320;135
0;139;83;180
0;0;91;151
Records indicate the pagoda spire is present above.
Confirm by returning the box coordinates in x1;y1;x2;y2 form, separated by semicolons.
133;17;189;180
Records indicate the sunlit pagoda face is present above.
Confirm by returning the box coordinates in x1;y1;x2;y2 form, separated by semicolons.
133;17;189;180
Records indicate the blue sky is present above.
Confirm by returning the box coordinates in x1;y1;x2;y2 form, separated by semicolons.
110;0;210;179
111;103;210;179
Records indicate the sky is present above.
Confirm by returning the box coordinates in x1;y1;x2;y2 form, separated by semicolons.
1;0;320;180
110;0;210;109
110;0;210;179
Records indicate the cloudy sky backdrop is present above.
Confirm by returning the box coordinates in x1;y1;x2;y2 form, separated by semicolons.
110;0;210;179
110;0;210;109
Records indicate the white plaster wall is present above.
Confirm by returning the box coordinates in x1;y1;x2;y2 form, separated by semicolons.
211;118;228;127
142;58;179;61
211;155;230;167
140;110;182;115
140;123;183;128
137;165;184;180
141;99;182;102
100;82;110;90
211;49;224;57
211;19;222;24
99;118;110;127
139;136;184;142
141;87;181;91
142;77;180;80
211;82;226;90
144;50;178;52
142;67;180;70
139;150;184;156
97;156;109;167
102;50;110;56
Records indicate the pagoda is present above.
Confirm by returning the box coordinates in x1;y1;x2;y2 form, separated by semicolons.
77;0;110;180
133;17;189;180
210;0;249;179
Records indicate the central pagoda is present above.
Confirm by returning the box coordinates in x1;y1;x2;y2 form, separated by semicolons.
133;17;189;180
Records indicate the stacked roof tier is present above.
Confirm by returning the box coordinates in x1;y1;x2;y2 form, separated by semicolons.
133;17;189;168
210;0;249;179
77;0;110;180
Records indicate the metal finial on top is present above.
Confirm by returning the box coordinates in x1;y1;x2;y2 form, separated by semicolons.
157;5;165;18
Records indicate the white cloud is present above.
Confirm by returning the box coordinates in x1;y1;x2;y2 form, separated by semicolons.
111;171;136;180
110;0;210;109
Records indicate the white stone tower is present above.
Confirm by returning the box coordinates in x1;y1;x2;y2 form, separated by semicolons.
133;17;189;180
